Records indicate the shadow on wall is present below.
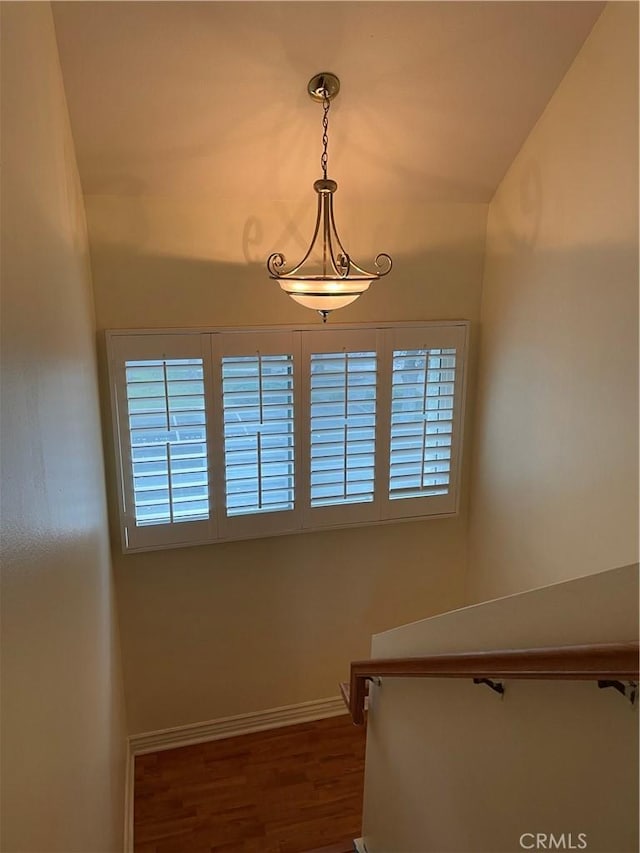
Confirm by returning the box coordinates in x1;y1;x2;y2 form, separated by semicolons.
490;157;544;253
88;244;486;332
83;190;488;328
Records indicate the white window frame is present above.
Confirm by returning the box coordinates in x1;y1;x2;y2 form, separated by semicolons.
106;321;469;553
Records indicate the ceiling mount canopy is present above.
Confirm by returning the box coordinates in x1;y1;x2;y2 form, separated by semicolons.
307;71;340;102
267;72;392;322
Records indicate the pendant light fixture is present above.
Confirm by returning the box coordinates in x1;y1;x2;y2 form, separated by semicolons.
267;72;392;322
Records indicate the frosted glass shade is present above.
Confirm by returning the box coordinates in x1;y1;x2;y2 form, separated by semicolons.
279;280;372;314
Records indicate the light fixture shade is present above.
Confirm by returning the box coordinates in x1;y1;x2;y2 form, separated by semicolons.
280;281;371;313
267;74;392;322
289;293;363;312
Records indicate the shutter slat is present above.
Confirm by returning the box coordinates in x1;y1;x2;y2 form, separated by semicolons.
225;454;293;467
312;457;374;470
129;427;207;440
226;467;294;482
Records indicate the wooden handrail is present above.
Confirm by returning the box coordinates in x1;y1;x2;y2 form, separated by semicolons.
346;642;639;725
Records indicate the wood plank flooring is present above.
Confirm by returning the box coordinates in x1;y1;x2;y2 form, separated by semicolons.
134;714;366;853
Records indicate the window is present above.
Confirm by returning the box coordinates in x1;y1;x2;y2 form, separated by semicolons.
221;354;295;517
384;324;462;521
301;328;382;528
108;323;468;552
125;357;209;526
213;330;302;541
309;350;376;507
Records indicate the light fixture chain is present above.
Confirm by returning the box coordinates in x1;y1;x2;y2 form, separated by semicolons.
268;72;392;322
321;89;330;179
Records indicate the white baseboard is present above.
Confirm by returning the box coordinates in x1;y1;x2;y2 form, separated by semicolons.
354;838;367;853
128;694;347;756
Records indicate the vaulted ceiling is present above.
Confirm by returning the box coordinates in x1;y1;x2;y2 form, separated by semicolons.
52;1;603;204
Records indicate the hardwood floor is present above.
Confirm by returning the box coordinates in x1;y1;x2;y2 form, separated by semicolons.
134;714;366;853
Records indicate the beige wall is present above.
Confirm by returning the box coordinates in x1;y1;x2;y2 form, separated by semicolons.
86;192;487;732
468;1;639;601
362;563;639;853
0;4;127;851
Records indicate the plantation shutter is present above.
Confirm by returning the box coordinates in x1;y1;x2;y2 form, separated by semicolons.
110;333;215;550
125;358;209;523
301;329;382;527
382;324;467;519
388;347;456;499
214;331;302;539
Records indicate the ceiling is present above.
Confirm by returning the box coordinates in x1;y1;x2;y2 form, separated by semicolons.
52;1;604;204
